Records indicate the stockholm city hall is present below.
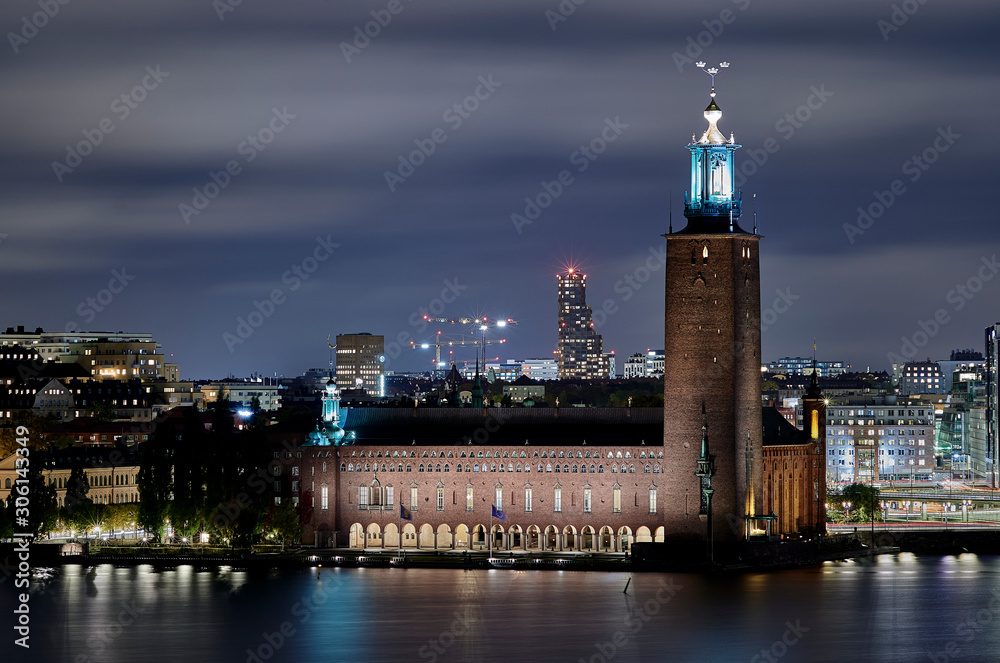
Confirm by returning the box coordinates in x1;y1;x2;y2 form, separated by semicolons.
293;65;826;558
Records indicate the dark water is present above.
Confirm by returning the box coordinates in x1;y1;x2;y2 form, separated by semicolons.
3;554;1000;663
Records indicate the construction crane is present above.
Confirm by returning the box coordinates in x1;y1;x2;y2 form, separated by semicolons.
416;316;518;366
409;331;507;369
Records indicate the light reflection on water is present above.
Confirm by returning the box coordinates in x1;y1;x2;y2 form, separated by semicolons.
2;554;999;663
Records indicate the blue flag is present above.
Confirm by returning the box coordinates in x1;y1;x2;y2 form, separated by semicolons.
491;505;506;522
401;504;412;521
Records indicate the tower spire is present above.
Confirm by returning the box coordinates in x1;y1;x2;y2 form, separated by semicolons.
682;62;743;233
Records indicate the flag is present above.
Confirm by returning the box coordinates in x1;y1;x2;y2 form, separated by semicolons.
491;505;506;522
400;504;412;521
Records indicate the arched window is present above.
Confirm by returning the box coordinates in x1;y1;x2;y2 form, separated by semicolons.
598;465;604;473
435;464;441;472
644;464;651;473
590;464;596;473
621;464;627;473
4;478;9;489
508;463;513;472
612;465;618;473
444;464;450;472
406;464;411;472
516;463;522;472
653;464;661;473
691;249;697;264
474;464;479;472
419;464;425;472
572;464;578;473
703;245;709;263
398;463;403;472
554;464;560;473
491;464;497;472
546;464;552;472
341;463;347;472
457;464;463;472
563;464;569;473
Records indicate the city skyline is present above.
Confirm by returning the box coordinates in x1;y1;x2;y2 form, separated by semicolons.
2;1;997;380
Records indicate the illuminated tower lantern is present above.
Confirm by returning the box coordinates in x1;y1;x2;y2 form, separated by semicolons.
662;63;764;543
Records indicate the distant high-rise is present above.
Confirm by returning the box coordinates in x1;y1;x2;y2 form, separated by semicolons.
335;333;385;397
986;324;1000;488
556;269;607;379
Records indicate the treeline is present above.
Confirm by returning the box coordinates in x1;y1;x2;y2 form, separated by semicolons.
137;403;301;546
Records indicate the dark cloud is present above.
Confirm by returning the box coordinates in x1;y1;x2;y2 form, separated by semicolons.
1;0;997;377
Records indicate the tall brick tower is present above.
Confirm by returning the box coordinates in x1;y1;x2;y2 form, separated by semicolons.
663;64;763;543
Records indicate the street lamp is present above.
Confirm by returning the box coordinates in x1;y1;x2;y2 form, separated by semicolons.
842;501;852;522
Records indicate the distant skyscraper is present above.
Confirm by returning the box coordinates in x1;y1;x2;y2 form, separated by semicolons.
336;333;385;397
556;269;607;379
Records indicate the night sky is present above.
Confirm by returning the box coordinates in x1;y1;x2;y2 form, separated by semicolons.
2;0;997;380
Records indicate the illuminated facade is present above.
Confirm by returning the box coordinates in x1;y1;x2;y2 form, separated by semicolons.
556;270;608;379
336;333;385;397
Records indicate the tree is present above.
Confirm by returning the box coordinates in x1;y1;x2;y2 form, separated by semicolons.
90;400;116;423
138;418;174;539
840;483;880;523
268;499;302;547
62;460;97;537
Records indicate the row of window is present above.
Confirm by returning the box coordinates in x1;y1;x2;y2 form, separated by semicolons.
340;462;662;474
346;449;662;459
338;484;657;515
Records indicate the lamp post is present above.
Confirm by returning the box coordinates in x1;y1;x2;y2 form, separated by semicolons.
842;501;852;522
